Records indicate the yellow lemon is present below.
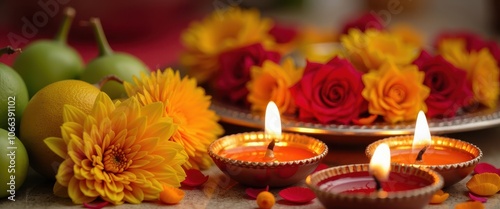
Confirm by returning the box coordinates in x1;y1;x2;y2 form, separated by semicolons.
19;80;100;179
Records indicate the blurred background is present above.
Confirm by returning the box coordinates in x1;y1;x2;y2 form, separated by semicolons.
0;0;498;69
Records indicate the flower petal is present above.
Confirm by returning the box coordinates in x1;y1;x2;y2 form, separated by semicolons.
246;185;269;199
68;177;97;204
469;193;488;203
181;169;209;187
455;201;485;209
53;181;69;198
44;137;68;159
429;189;449;204
159;185;185;204
474;163;499;175
83;201;109;209
63;104;88;124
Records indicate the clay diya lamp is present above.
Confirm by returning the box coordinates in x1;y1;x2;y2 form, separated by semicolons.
306;143;444;209
366;111;482;187
208;102;328;187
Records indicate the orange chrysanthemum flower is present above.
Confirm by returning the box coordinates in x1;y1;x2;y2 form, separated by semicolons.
439;39;500;108
124;69;224;170
362;61;430;123
247;58;304;115
180;7;274;83
341;29;418;72
44;92;188;205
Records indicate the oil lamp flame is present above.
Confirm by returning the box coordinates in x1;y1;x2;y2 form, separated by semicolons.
369;143;391;185
412;111;432;161
265;101;281;139
264;102;281;160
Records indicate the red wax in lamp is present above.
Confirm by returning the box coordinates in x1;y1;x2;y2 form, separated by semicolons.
390;146;475;165
318;171;432;194
220;145;316;162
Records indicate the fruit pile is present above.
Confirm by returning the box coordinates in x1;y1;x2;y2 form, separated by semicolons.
0;7;151;197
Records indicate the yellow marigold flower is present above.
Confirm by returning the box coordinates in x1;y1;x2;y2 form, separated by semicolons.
439;39;500;108
180;7;274;83
341;29;418;72
247;58;304;115
362;61;430;123
44;92;188;205
389;24;424;48
124;69;224;170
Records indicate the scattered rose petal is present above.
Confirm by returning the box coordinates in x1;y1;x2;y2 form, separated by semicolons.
474;163;499;175
278;186;316;204
182;169;209;187
429;189;449;204
159;185;185;204
83;201;108;209
469;193;488;203
246;185;269;199
455;201;485;209
466;173;500;196
313;163;329;173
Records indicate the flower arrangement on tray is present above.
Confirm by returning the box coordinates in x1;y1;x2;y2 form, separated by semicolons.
180;7;500;125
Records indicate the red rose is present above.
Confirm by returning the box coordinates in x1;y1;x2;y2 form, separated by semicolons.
413;50;473;118
485;40;500;63
290;57;367;124
214;43;281;105
341;13;384;34
435;31;486;52
435;31;500;61
436;31;500;86
268;24;297;44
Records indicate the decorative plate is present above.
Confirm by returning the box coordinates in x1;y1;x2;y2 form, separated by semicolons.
211;101;500;138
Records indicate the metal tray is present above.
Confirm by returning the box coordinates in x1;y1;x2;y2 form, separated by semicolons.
212;101;500;137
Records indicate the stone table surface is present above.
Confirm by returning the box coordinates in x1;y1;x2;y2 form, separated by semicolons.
1;122;500;209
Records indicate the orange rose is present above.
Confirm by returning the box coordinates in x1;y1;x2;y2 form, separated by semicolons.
341;29;418;72
362;61;430;123
180;7;274;83
247;58;304;115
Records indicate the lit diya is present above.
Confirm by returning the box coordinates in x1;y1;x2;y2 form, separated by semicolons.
306;143;443;209
208;102;328;187
366;111;483;187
